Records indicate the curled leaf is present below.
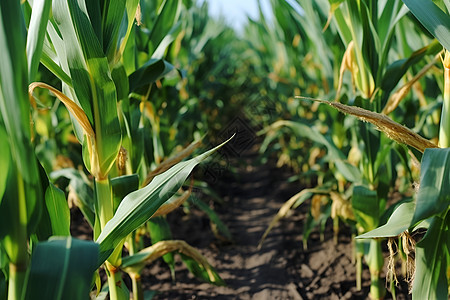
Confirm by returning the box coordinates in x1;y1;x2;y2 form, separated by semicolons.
121;240;224;285
336;41;357;100
258;188;326;249
297;97;438;153
29;82;94;138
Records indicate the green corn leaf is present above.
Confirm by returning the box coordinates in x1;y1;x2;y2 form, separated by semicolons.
102;0;126;60
0;126;10;204
0;267;6;300
381;39;441;94
96;136;233;265
411;148;450;225
51;168;95;227
111;63;129;101
128;58;175;93
42;23;73;87
412;215;449;300
180;253;225;286
51;0;94;124
402;0;450;51
40;50;73;87
0;0;42;245
0;0;36;181
26;0;52;82
152;21;182;59
148;0;182;54
117;0;139;64
53;0;122;177
356;201;415;238
147;216;175;278
111;174;139;213
352;185;379;233
44;183;70;237
24;237;98;300
35;171;71;241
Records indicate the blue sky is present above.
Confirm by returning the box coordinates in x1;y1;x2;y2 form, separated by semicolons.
202;0;273;32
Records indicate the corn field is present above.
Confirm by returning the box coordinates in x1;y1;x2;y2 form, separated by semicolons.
0;0;448;299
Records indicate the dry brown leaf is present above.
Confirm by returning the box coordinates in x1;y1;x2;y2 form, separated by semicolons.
336;41;356;101
29;82;94;137
152;188;191;217
330;191;354;221
297;97;438;153
258;188;328;249
142;139;202;186
382;51;442;115
122;240;220;283
311;194;324;221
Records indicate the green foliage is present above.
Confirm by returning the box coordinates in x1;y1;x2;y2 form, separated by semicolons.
24;237;98;300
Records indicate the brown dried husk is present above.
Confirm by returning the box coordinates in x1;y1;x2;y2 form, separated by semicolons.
296;97;438;153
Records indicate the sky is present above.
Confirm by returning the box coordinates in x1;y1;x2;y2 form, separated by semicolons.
202;0;273;32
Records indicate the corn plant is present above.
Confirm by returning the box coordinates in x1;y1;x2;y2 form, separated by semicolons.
357;1;450;299
1;0;230;299
253;0;448;299
0;0;98;299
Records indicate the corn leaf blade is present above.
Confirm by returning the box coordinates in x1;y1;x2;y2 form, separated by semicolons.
402;0;450;51
0;127;10;203
411;148;450;225
147;0;181;54
412;215;449;299
44;183;71;237
356;201;415;238
53;0;122;177
26;0;52;82
352;185;379;232
96;137;233;264
24;237;98;300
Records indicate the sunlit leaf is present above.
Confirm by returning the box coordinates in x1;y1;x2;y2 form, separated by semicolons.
96;136;233;264
357;201;415;238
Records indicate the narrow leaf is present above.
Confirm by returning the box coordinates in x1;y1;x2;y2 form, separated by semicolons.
142;139;202;186
128;59;174;93
258;189;316;248
44;183;70;236
190;197;232;240
352;185;379;232
298;97;438;153
26;0;52;82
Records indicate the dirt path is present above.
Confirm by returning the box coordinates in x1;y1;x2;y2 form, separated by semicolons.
140;146;411;299
71;141;411;299
142;149;305;299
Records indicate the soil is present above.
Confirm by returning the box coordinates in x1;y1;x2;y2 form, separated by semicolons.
71;145;412;300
